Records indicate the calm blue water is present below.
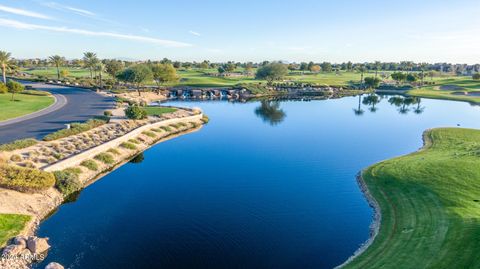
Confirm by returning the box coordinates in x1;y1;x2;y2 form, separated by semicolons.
35;95;480;269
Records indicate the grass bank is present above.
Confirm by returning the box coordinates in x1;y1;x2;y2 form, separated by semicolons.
0;214;31;247
343;128;480;268
0;93;54;121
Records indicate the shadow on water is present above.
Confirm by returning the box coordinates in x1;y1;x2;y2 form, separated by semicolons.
129;153;145;164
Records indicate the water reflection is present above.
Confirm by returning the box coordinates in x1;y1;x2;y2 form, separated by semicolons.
362;94;380;113
129;153;145;164
254;101;286;126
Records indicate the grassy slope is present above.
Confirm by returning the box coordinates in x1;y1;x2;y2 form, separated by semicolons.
0;214;31;247
344;128;480;269
408;77;480;104
0;93;54;121
144;106;177;116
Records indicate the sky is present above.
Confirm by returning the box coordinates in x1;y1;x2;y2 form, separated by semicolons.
0;0;479;63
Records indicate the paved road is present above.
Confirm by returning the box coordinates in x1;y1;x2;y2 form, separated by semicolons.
0;82;114;144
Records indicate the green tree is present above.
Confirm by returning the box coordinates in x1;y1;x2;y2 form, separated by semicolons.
105;60;124;83
199;60;209;69
60;69;69;78
406;73;417;83
391;72;407;85
255;63;288;85
0;51;13;84
472;73;480;80
6;80;24;101
49;55;65;80
320;62;333;72
124;105;147;119
364;77;381;89
374;61;381;78
356;64;367;85
95;63;105;88
151;63;178;88
117;64;153;96
83;52;98;79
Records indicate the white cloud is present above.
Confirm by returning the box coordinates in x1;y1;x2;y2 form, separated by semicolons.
189;30;201;36
0;18;192;48
0;4;51;19
41;2;95;17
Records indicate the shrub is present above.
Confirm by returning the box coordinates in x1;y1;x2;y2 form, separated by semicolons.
6;81;24;99
104;110;113;117
0;138;38;151
473;73;480;80
128;139;140;144
10;154;22;162
160;126;171;132
0;165;55;192
54;168;82;196
0;82;7;94
142;131;156;138
151;128;162;133
125;105;147;120
80;159;98;171
107;148;120;155
43;118;107;141
94;152;115;164
201;115;210;124
120;142;137;150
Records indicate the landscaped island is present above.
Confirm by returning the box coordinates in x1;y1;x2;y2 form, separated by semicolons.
342;128;480;268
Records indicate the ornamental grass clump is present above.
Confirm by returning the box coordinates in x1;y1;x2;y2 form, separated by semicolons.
94;152;115;164
120;142;137;150
80;159;98;171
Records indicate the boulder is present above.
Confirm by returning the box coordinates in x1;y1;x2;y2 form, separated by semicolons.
26;236;50;254
13;236;27;248
2;244;26;256
45;262;64;269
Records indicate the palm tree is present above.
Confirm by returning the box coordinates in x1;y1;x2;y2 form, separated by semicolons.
356;65;367;87
374;61;381;79
0;51;13;84
95;62;104;88
83;52;98;79
49;55;65;80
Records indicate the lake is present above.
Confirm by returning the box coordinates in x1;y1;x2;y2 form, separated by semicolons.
34;95;480;269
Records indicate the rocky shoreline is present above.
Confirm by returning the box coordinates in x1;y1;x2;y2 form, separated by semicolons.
334;172;381;269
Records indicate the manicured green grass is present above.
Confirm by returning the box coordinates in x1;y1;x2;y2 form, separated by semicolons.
144;106;177;116
345;128;480;269
0;93;54;121
0;214;31;247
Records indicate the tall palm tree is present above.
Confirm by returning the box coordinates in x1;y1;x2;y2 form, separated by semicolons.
374;61;381;79
83;52;97;79
357;65;367;87
49;55;65;80
0;51;13;84
95;62;104;88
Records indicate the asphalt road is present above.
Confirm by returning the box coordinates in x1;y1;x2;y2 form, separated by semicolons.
0;82;114;144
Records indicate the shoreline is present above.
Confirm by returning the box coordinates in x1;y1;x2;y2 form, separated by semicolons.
334;172;381;269
336;129;434;268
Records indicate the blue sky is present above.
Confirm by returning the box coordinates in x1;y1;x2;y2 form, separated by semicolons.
0;0;479;63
